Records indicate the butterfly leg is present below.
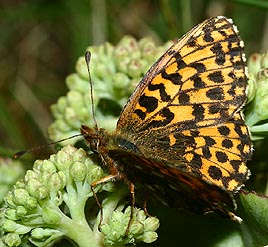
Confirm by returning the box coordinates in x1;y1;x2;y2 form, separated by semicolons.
125;182;135;236
91;174;118;231
96;147;137;235
143;199;152;217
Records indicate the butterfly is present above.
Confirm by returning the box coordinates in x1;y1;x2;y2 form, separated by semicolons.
81;16;252;221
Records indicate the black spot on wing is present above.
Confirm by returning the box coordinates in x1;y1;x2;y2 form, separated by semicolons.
210;42;225;65
148;83;171;102
222;139;233;148
216;151;228;163
191;74;206;88
178;91;190;104
208;166;222;180
175;53;187;70
145;108;175;129
206;87;224;100
203;32;214;42
218;126;230;136
189;62;206;73
162;70;182;85
192;104;205;120
134;109;146;120
208;71;224;83
139;94;158;112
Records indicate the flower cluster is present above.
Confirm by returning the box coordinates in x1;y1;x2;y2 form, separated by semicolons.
0;145;159;247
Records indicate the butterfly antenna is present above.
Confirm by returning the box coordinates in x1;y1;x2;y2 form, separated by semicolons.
85;51;98;130
13;134;82;159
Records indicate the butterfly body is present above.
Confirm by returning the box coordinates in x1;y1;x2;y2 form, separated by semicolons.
81;16;252;218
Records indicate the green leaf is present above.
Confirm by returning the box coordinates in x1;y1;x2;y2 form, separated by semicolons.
238;191;268;246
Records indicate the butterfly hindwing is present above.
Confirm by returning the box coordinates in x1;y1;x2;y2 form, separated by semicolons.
109;149;235;214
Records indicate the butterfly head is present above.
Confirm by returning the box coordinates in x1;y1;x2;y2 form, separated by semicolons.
80;125;110;154
80;125;102;152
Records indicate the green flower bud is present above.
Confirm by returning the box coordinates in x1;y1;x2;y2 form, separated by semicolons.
142;231;158;243
256;76;268;98
66;74;89;94
63;107;80;129
112;72;131;95
58;119;73;132
31;228;62;240
51;96;67;116
5;192;16;208
127;58;146;78
102;207;159;246
135;208;146;221
2;219;17;232
15;206;27;217
38;187;50;200
52;147;73;171
72;147;87;162
25;179;48;200
4;209;18;221
70;161;87;182
144;217;160;232
47;172;65;192
12;189;29;206
32;159;42;170
245;73;268;127
75;57;89;80
118;36;141;58
2;233;21;247
86;163;105;187
66;90;85;110
58;171;67;187
140;37;158;60
130;221;144;235
24;170;39;183
40;160;57;175
2;220;31;235
25;197;37;210
102;210;128;245
14;180;24;189
59;96;71;115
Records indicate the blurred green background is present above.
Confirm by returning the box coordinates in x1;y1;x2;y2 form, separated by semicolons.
0;0;267;156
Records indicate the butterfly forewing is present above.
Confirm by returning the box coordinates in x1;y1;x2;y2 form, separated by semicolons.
113;16;251;195
117;16;247;132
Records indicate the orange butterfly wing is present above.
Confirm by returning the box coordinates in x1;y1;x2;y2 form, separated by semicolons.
114;16;251;193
